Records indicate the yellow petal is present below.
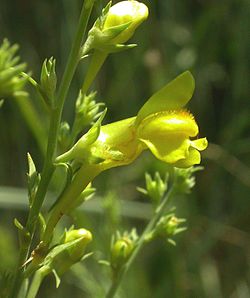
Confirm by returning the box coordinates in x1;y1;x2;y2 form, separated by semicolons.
137;110;199;138
139;135;190;164
190;137;208;151
136;71;195;124
173;147;201;168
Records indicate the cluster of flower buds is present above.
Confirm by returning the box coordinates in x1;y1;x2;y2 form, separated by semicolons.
0;39;27;99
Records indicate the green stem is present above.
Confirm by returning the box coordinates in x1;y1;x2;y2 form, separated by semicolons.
26;267;49;298
106;178;176;298
10;1;95;297
81;50;108;95
42;164;101;245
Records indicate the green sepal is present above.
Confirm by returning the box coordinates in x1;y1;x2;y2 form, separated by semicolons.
93;1;112;30
85;21;132;53
56;108;107;163
76;107;107;146
97;43;137;53
98;1;112;29
101;21;132;39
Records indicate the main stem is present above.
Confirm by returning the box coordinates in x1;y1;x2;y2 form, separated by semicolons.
10;1;95;297
106;182;176;298
42;164;101;245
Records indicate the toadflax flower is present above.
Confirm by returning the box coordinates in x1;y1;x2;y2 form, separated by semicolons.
58;71;207;169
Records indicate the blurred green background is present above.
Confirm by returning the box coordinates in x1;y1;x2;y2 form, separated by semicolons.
0;0;250;297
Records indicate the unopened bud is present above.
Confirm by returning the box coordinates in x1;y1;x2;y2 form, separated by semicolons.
138;172;167;206
83;1;148;55
110;229;137;270
103;1;149;44
111;237;133;269
40;57;57;105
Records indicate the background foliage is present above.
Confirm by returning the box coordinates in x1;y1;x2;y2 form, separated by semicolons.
0;0;249;297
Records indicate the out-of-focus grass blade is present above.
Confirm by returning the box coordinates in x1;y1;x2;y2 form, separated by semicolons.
0;186;152;219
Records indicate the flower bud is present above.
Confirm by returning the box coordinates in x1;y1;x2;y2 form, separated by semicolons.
83;1;148;55
63;228;92;244
146;214;186;243
103;1;149;44
137;172;167;206
62;228;93;262
40;57;57;105
41;228;92;278
27;228;93;288
110;229;137;270
164;216;180;235
111;238;133;269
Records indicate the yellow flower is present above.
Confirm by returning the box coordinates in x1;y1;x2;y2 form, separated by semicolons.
90;71;207;168
58;71;207;169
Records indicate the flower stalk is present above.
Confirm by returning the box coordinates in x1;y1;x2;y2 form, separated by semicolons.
106;170;176;298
